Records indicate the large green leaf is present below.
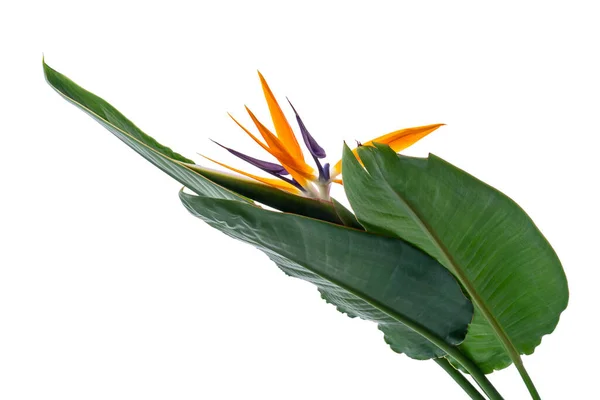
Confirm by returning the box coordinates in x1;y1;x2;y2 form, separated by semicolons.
180;191;473;360
342;143;568;373
43;61;355;225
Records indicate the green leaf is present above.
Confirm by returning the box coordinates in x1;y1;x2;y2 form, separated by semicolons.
342;143;568;373
43;60;352;224
180;190;473;360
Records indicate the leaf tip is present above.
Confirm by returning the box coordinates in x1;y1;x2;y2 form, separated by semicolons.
42;56;53;81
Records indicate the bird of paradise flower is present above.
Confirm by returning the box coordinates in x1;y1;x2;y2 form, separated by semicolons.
198;72;443;201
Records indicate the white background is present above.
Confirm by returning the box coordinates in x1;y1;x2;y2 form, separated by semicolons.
1;1;598;399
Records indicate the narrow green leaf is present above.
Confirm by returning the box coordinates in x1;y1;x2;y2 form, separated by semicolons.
180;190;473;360
43;60;351;224
342;143;568;373
44;60;241;201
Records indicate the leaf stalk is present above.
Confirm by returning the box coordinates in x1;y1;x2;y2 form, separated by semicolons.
434;358;487;400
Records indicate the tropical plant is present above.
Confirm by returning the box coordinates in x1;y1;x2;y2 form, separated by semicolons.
43;60;568;399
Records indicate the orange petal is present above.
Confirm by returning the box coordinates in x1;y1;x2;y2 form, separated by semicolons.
330;123;444;178
362;123;444;150
257;71;304;160
331;160;343;178
228;113;273;156
245;107;314;183
245;107;293;163
229;112;310;188
198;154;301;194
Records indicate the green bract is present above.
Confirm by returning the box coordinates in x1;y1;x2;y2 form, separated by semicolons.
44;60;568;400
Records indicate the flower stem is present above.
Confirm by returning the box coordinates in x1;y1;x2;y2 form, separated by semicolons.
443;348;504;400
434;358;486;400
515;361;541;400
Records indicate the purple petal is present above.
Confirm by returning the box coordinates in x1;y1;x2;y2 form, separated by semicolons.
287;100;326;159
211;140;289;175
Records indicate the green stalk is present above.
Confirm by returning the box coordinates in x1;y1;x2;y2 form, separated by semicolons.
439;346;504;400
434;358;487;400
516;364;540;400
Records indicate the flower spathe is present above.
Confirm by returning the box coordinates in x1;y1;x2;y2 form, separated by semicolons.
199;72;444;200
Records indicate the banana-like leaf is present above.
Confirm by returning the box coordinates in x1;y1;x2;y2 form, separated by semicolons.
180;191;473;360
342;143;569;373
43;61;353;224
